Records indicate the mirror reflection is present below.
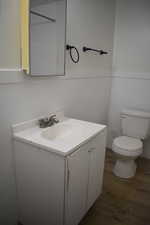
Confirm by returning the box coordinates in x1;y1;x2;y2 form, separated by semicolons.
30;0;66;76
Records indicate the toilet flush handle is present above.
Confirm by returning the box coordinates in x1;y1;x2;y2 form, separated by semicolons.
88;147;96;153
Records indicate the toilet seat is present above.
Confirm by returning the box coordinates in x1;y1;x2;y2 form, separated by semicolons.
112;136;143;157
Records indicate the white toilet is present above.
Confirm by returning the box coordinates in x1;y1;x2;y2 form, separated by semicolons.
112;109;150;178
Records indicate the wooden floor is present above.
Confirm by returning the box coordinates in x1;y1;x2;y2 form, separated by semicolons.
80;150;150;225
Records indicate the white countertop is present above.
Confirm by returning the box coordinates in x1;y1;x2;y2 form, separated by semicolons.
13;116;106;157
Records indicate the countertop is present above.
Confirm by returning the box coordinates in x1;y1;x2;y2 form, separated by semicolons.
13;116;106;156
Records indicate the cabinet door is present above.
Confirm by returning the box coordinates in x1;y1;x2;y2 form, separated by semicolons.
66;144;90;225
14;141;65;225
87;130;106;210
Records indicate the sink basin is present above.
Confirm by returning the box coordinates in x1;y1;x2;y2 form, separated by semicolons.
13;115;106;156
41;123;72;141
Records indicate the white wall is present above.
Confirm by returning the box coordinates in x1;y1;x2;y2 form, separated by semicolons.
66;0;115;77
113;0;150;74
0;0;115;224
108;0;150;158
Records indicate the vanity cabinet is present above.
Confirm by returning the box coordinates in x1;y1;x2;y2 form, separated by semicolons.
14;129;106;225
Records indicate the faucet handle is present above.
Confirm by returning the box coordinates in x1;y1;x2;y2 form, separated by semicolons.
49;114;56;119
49;114;59;123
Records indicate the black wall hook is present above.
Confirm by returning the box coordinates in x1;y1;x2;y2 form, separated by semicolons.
83;46;108;55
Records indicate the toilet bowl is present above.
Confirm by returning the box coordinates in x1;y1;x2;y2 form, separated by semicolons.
112;136;143;178
112;109;150;178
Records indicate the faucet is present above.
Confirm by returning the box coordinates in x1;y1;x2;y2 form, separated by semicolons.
38;115;59;128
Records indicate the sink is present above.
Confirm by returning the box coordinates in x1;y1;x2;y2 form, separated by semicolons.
13;114;106;155
41;123;72;141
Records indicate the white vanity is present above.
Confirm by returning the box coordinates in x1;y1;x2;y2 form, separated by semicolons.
13;112;107;225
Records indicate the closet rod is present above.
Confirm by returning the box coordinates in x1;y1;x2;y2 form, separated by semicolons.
30;10;56;22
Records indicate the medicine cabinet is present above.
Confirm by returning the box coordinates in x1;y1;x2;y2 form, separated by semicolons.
21;0;66;76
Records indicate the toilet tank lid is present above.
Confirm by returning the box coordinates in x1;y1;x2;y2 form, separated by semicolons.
122;109;150;119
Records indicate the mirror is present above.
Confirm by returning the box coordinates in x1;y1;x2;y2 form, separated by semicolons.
29;0;66;76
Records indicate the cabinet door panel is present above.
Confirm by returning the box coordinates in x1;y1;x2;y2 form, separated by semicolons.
14;141;65;225
87;131;106;210
66;144;90;225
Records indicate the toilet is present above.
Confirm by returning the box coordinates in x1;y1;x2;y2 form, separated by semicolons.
112;109;150;178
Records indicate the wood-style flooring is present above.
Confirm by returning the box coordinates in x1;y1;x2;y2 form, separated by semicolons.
80;150;150;225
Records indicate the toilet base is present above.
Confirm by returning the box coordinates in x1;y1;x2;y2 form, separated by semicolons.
113;158;137;178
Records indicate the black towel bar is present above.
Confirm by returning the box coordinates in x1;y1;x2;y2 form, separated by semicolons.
83;46;108;55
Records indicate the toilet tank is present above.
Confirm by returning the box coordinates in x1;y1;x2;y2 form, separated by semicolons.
121;110;150;139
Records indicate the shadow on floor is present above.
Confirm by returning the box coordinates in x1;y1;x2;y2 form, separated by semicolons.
80;150;150;225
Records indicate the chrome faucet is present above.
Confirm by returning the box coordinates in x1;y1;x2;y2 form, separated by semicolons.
38;114;59;128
